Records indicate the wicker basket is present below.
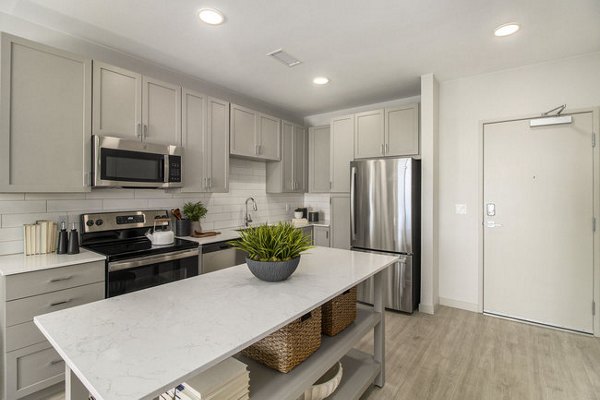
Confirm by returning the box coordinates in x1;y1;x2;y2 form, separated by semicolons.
321;287;357;336
242;307;322;373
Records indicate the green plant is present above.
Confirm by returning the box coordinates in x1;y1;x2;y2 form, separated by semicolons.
183;201;207;222
230;223;313;262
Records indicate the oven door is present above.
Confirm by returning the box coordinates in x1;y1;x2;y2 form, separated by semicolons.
106;249;199;297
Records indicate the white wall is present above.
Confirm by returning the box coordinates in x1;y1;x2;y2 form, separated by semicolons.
438;51;600;311
0;158;305;255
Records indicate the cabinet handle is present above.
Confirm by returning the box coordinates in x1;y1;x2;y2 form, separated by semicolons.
255;144;259;155
143;124;148;140
136;123;142;138
208;177;212;188
258;144;262;155
49;276;73;283
49;299;72;307
326;231;329;239
385;143;389;154
49;359;63;366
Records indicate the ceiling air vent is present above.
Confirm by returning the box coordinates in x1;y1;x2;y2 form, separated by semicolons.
267;49;302;67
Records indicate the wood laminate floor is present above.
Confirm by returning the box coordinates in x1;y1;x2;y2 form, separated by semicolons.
358;306;600;400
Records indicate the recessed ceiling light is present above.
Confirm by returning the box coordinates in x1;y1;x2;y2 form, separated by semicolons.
313;77;329;85
198;8;225;25
494;23;520;37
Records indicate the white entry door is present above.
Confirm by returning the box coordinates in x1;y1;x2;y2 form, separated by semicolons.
483;111;596;333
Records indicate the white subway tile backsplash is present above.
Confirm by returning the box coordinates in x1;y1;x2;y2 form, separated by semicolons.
1;212;64;228
102;199;149;211
0;193;25;200
0;200;46;214
0;227;23;242
47;199;103;212
86;189;135;199
25;193;87;200
135;189;174;199
0;241;23;255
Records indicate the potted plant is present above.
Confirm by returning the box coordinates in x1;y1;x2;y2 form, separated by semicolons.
230;223;313;282
183;201;207;233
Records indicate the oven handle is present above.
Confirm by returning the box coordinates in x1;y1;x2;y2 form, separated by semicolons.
108;248;199;272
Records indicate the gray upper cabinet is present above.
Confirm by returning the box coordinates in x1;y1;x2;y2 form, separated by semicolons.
330;114;355;193
92;61;142;139
308;125;330;193
266;121;306;193
354;109;385;159
353;104;420;159
93;62;182;145
0;33;92;193
230;104;281;161
181;90;229;193
258;113;281;160
142;76;182;145
385;104;419;156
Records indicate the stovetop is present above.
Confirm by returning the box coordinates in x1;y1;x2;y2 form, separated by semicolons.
84;237;198;262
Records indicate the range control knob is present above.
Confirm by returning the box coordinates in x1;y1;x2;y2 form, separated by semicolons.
95;219;104;226
86;220;94;227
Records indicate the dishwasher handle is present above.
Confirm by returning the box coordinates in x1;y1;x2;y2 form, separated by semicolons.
202;240;238;254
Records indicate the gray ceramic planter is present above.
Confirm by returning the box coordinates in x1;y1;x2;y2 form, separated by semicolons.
246;257;300;282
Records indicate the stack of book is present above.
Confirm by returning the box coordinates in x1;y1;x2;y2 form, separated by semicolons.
23;220;58;256
160;358;249;400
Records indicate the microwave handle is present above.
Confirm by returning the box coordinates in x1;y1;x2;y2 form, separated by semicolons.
163;155;169;183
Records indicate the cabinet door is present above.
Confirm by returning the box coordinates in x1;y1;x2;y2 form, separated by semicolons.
206;97;230;192
181;89;207;192
293;125;307;192
92;61;142;140
281;121;295;192
385;104;419;156
354;109;385;159
0;34;92;192
331;196;351;250
308;126;330;193
330;115;355;193
230;104;257;157
142;76;181;145
258;113;281;160
313;226;330;247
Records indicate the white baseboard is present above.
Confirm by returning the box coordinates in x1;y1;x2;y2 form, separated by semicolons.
418;303;437;314
439;297;479;313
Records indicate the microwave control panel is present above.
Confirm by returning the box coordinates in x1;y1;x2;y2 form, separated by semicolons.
168;155;182;182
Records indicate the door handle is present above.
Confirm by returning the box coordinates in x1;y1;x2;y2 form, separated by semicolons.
49;299;72;307
350;166;357;241
143;124;148;140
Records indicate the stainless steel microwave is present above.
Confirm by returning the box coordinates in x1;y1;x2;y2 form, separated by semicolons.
92;135;183;188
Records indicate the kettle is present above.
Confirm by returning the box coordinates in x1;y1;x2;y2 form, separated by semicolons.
146;218;175;246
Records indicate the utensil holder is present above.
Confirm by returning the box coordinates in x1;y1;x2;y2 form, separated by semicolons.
175;219;191;237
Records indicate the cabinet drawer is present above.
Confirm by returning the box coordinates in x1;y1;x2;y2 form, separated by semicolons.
6;342;64;399
6;321;46;352
5;261;104;300
6;282;104;327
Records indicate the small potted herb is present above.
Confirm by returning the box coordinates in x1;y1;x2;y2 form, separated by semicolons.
230;223;313;282
183;201;208;234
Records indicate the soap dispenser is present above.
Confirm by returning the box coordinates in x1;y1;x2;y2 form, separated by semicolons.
67;223;80;254
57;221;68;255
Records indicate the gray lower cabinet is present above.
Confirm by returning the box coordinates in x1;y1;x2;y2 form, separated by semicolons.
0;261;105;400
313;226;330;247
0;33;92;193
308;125;330;193
266;121;306;193
181;90;229;193
330;195;351;250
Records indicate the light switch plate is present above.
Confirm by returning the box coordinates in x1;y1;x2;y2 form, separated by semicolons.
455;204;467;215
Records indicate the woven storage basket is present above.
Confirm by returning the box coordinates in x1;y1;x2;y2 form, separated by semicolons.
322;287;357;336
242;307;322;373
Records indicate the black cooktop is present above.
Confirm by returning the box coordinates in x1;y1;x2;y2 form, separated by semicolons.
84;237;198;262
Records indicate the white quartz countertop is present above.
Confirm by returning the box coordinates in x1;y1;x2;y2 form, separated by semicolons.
34;247;397;400
0;249;106;276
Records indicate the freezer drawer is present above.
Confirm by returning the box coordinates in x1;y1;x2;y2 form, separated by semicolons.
353;249;418;313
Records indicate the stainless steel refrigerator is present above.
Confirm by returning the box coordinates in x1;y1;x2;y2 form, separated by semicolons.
351;158;421;313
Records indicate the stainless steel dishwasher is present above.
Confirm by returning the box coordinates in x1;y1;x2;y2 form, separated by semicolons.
200;240;247;274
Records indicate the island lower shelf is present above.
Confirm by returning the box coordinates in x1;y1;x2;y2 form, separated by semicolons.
235;304;382;400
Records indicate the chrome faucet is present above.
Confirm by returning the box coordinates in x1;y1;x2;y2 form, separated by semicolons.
245;197;258;227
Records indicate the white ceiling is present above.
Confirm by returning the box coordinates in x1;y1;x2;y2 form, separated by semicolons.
3;0;600;117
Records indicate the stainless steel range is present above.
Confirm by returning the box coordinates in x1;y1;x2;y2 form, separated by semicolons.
80;210;199;297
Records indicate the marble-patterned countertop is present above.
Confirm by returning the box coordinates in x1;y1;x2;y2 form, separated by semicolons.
179;222;331;247
0;249;106;276
34;247;397;400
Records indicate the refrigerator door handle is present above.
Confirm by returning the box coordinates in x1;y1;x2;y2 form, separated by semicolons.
350;166;357;241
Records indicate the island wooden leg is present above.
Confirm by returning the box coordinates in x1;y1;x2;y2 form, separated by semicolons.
373;269;385;387
66;365;89;400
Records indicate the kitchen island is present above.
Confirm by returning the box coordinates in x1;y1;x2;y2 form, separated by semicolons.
34;247;396;400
